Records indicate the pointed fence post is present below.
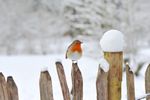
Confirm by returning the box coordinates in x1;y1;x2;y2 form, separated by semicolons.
7;76;19;100
96;65;108;100
0;72;9;100
126;64;135;100
39;70;54;100
71;63;83;100
104;52;123;100
145;64;150;100
56;61;71;100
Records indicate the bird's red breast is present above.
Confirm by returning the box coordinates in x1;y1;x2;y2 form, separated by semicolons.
71;43;82;52
65;40;83;60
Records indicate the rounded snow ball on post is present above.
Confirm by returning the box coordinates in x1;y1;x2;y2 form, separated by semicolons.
99;29;124;100
100;30;124;52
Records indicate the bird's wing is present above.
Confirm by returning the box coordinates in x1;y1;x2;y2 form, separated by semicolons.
65;43;72;59
65;49;68;59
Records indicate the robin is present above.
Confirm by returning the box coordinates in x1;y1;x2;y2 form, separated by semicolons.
66;40;83;63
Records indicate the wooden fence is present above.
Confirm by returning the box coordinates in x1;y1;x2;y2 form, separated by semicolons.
0;62;150;100
0;73;18;100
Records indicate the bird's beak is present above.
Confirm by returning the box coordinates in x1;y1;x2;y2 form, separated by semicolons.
81;41;83;44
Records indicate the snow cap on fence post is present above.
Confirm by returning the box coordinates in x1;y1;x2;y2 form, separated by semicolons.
99;58;109;72
100;29;124;52
99;29;124;100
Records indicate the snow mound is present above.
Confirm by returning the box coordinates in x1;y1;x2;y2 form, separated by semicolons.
126;62;137;73
99;58;109;72
100;30;124;52
41;67;49;72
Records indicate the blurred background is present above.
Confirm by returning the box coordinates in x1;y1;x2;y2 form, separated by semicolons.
0;0;150;99
0;0;150;65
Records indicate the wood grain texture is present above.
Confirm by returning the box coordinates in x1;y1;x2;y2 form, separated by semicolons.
0;72;9;100
145;64;150;100
96;66;108;100
104;52;123;100
126;64;135;100
7;76;19;100
71;63;83;100
39;71;53;100
56;61;70;100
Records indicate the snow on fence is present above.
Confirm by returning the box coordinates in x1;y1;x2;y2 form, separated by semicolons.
1;30;149;100
0;28;149;100
0;62;150;100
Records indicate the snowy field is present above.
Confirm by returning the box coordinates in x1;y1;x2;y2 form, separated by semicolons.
0;51;149;100
0;0;150;99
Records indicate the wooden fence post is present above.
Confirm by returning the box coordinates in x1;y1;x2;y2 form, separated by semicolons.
145;64;150;100
104;52;123;100
39;70;53;100
96;65;108;100
0;72;9;100
7;76;19;100
56;61;71;100
71;63;83;100
126;64;135;100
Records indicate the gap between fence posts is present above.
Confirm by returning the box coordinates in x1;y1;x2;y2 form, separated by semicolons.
39;70;53;100
56;61;71;100
126;64;135;100
71;63;83;100
96;65;108;100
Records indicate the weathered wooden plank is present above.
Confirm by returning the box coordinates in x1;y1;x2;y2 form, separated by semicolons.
126;64;135;100
7;76;19;100
39;71;53;100
104;52;123;100
96;66;108;100
0;72;9;100
56;61;70;100
145;64;150;100
71;63;83;100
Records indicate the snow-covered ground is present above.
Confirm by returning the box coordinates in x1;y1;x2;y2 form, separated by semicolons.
0;0;150;99
0;53;149;100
